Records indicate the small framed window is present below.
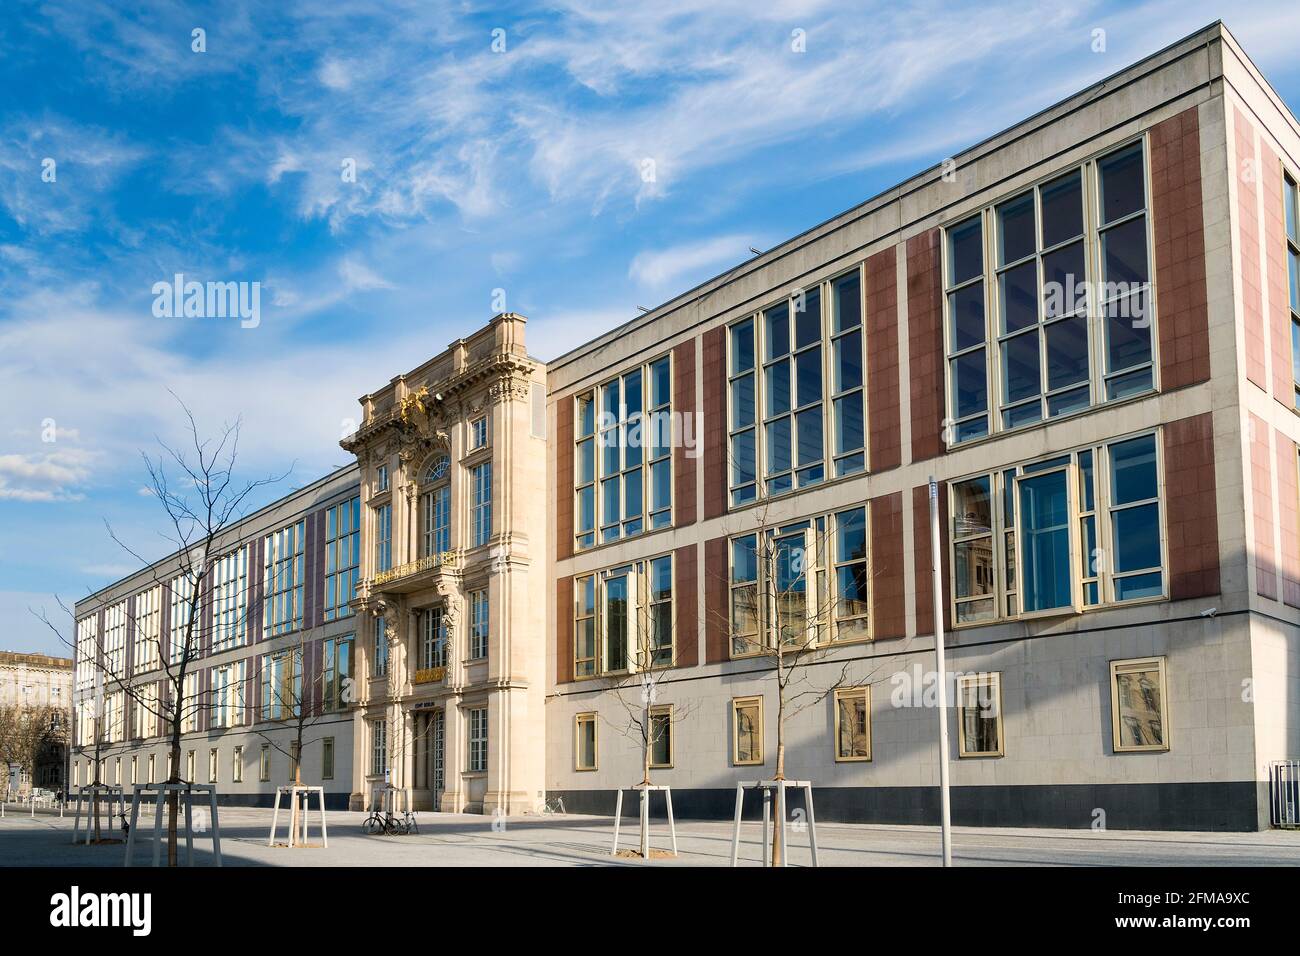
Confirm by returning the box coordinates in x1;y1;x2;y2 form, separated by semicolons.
649;705;673;768
232;745;243;783
208;748;219;783
732;696;764;766
470;415;489;450
468;707;488;772
833;687;871;761
377;464;389;492
322;737;335;780
259;744;271;782
575;713;597;771
1110;657;1169;753
186;750;195;783
957;673;1003;757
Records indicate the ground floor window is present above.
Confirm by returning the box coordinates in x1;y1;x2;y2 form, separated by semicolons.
185;750;195;783
649;705;673;768
259;744;271;782
208;748;218;783
957;673;1003;757
468;707;488;772
148;753;155;784
834;687;871;761
575;713;597;771
732;696;764;766
233;745;243;783
322;737;335;780
432;711;445;795
1110;657;1168;752
370;720;388;776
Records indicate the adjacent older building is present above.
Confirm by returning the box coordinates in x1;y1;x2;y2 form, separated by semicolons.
1;651;72;793
73;22;1300;830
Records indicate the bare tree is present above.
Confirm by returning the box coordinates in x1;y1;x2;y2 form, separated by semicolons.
705;498;916;865
598;557;698;858
35;399;284;864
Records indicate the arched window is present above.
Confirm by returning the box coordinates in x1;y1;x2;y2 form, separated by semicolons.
420;454;451;556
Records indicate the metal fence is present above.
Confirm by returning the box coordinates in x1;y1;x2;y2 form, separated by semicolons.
1270;760;1300;828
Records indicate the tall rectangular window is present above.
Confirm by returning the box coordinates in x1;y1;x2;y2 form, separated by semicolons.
830;270;866;476
728;317;758;505
647;555;672;666
421;484;450;557
259;744;271;782
370;720;388;776
471;463;492;547
833;507;869;641
575;712;597;771
419;607;447;670
103;600;126;678
732;696;763;766
168;571;196;663
1110;657;1168;752
322;635;353;712
212;545;249;650
730;534;759;656
1284;173;1299;407
374;504;392;572
261;648;302;721
208;748;219;783
649;705;673;768
574;575;597;678
264;520;305;636
233;745;243;783
468;707;488;772
133;586;161;675
325;496;360;620
949;432;1164;624
957;673;1003;757
944;140;1154;445
322;737;335;780
211;661;245;728
834;687;870;761
373;616;388;677
574;355;673;551
469;589;489;660
186;750;195;783
470;415;489;450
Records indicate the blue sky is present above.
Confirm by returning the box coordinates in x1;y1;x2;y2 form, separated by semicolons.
2;0;1298;654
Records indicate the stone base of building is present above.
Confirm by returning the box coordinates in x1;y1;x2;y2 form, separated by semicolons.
548;782;1260;832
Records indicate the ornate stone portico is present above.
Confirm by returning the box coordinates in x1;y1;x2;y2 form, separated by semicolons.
342;313;548;816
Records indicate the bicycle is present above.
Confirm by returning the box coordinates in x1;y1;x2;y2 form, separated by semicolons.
362;808;419;835
536;796;566;816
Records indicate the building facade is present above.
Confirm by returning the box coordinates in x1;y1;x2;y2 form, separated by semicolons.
1;651;72;793
73;23;1300;830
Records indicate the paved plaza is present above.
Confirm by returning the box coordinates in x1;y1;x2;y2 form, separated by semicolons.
2;803;1299;867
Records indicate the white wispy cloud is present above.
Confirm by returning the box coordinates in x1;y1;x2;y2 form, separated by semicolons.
629;234;761;290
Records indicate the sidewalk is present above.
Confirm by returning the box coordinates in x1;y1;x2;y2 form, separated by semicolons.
3;807;1300;867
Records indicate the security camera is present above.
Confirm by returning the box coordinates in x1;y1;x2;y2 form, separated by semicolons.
1200;607;1217;618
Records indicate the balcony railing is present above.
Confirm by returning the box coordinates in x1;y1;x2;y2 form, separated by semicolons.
371;551;459;588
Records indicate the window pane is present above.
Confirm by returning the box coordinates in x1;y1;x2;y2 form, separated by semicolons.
1098;143;1145;224
999;261;1038;334
731;319;754;372
794;287;821;349
1018;470;1072;612
1110;434;1157;504
624;369;642;417
1114;571;1163;601
1101;216;1149;286
623;469;642;519
731;374;755;429
1114;665;1164;747
948;215;983;286
835;565;869;618
1107;367;1153;401
732;429;756;485
651;459;671;511
954;539;994;599
796;409;823;466
605;577;628;671
1002;332;1041;404
834;329;862;392
837;694;869;758
1112;503;1161;572
765;362;791;416
952;476;992;536
1042;241;1085;318
601;478;619;526
577;394;595;437
1044;314;1089;391
577;437;594;483
833;271;861;332
949;284;986;350
795;348;821;407
651;357;670;408
952;350;988;419
1287;181;1298;243
997;192;1035;265
834;395;863;455
577;485;595;532
1104;290;1152;373
1289;251;1299;315
732;535;758;583
1040;170;1083;247
765;304;790;360
837;507;867;561
766;418;792;474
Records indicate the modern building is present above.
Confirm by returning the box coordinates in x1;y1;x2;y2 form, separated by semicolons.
73;22;1300;830
1;651;72;794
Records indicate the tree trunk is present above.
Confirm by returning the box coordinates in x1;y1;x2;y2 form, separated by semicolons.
167;740;180;867
640;703;651;859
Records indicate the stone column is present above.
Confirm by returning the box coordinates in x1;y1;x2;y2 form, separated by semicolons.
440;699;464;813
